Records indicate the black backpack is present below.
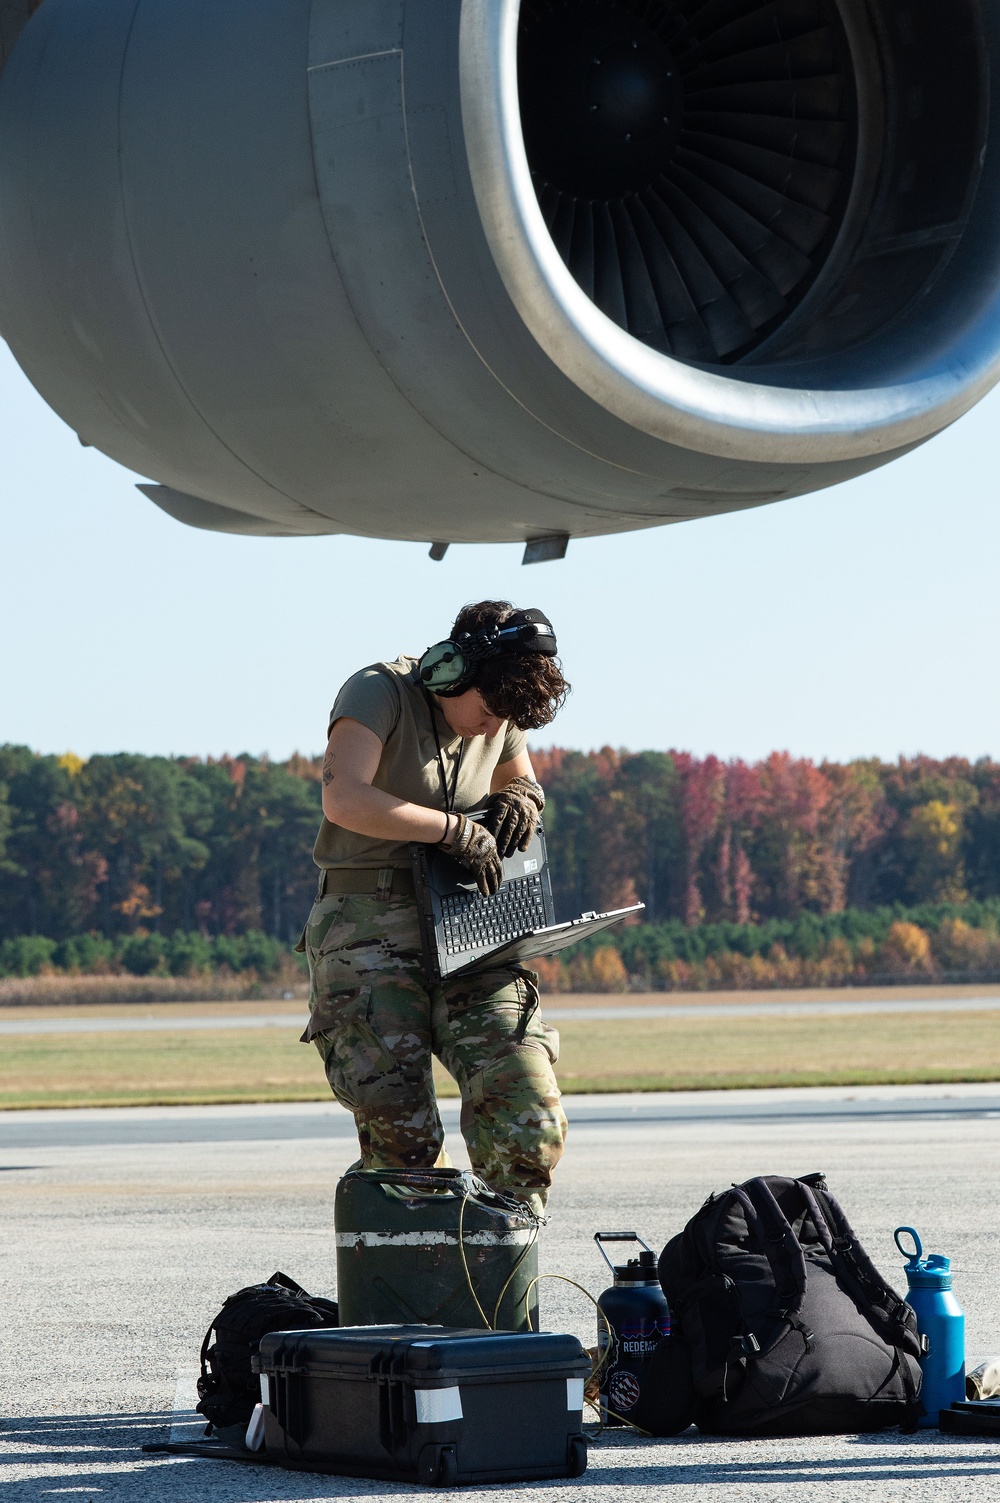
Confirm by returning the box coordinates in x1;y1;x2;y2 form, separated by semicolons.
196;1271;339;1442
632;1173;924;1438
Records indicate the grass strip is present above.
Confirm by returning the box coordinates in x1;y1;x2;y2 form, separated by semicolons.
0;1011;998;1110
551;1010;1000;1092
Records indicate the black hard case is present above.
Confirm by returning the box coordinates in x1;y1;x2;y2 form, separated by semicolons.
939;1400;1000;1436
254;1325;590;1486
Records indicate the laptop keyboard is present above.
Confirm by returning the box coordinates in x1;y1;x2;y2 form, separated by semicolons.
440;874;548;955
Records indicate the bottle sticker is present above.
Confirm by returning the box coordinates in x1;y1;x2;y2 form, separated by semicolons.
609;1371;641;1412
619;1319;669;1355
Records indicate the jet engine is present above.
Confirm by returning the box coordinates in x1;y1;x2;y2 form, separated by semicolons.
0;0;997;555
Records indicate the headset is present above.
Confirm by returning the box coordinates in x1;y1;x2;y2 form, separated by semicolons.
418;609;558;696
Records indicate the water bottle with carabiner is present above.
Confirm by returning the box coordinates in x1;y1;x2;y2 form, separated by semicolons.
894;1225;966;1426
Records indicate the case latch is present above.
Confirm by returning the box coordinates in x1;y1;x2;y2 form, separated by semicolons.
371;1350;412;1453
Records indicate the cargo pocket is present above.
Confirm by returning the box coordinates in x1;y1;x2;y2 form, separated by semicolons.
306;983;418;1117
301;983;371;1044
439;968;557;1059
439;970;563;1129
537;1021;560;1066
305;893;350;958
509;970;560;1066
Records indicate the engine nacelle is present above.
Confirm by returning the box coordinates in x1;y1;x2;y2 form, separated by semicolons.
0;0;998;548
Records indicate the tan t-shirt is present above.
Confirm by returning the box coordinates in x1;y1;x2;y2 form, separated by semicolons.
312;655;528;870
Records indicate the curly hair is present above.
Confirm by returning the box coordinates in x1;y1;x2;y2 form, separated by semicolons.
450;600;570;731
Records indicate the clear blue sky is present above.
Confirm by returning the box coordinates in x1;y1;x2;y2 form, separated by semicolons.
1;339;997;765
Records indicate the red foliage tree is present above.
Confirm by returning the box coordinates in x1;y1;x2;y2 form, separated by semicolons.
672;754;726;926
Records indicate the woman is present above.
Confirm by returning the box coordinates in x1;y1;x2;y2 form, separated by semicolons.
300;600;571;1213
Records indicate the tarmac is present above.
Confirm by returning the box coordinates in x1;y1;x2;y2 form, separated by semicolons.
2;1085;998;1500
6;992;1000;1032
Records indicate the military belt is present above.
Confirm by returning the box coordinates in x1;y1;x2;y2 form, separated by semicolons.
316;866;415;901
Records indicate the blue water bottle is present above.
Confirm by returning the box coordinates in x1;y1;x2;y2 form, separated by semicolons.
895;1226;965;1427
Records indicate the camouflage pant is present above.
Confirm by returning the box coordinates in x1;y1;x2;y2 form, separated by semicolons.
300;890;567;1211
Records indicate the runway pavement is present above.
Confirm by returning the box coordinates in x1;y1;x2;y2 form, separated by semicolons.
1;1085;998;1501
2;1082;1000;1149
5;994;1000;1032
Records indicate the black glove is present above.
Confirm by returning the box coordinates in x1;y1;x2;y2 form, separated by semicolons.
440;812;504;896
481;777;545;859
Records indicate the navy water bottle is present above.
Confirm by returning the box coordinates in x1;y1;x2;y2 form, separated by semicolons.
895;1226;966;1426
595;1232;670;1427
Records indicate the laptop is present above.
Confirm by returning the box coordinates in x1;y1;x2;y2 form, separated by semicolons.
410;815;643;983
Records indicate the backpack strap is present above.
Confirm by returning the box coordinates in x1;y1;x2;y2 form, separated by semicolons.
736;1178;808;1316
198;1320;215;1392
690;1179;809;1399
265;1270;309;1297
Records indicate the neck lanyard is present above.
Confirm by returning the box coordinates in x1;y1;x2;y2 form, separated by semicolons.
424;688;464;813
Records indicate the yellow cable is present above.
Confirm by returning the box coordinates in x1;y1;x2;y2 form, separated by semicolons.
453;1196;652;1435
491;1216;541;1329
457;1192;492;1329
452;1181;542;1331
519;1273;653;1437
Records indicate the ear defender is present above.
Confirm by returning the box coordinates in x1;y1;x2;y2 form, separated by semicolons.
419;641;470;691
419;610;558;696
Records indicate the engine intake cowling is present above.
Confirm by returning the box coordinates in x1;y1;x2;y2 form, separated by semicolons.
0;0;997;547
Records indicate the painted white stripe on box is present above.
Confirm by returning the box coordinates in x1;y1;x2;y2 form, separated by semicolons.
334;1229;534;1247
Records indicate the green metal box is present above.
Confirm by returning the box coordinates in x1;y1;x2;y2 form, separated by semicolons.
335;1169;540;1332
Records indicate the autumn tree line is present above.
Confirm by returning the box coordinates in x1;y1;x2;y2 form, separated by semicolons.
1;742;999;988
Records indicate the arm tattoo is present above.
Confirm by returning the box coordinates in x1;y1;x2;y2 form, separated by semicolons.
322;749;336;788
